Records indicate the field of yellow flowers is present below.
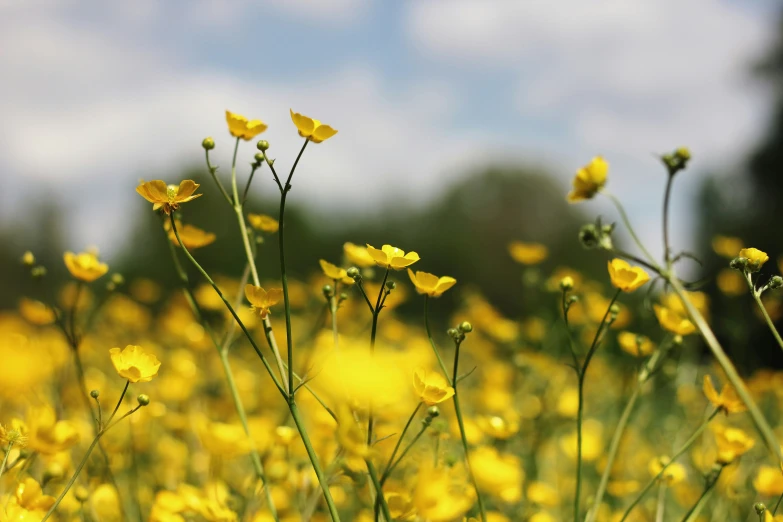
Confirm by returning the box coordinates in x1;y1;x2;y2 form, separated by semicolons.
3;110;783;522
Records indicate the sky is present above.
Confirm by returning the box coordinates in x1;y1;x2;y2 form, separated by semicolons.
0;0;779;260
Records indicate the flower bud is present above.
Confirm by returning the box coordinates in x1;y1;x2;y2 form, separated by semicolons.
90;389;100;399
137;394;150;407
458;321;473;333
254;152;265;164
578;224;600;249
74;486;90;503
768;276;783;290
560;276;574;291
427;406;440;418
675;147;691;162
385;281;396;290
672;335;683;346
609;304;620;315
257;140;270;151
31;266;47;279
755;503;767;515
111;273;124;286
447;328;460;339
346;267;360;279
566;295;579;305
21;251;35;266
43;462;65;483
729;257;748;271
339;292;348;301
202;137;215;150
322;284;333;298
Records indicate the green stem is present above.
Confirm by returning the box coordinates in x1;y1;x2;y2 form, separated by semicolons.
42;434;104;521
654;483;667;522
424;296;450;377
367;268;390;446
380;402;422;482
205;148;233;205
289;401;342;521
69;281;83;343
662;174;675;266
452;339;487;522
773;491;783;514
680;469;722;522
367;458;393;522
584;384;641;522
746;274;783;352
107;380;130;425
620;408;719;521
603;191;658;266
0;442;12;478
383;417;429;481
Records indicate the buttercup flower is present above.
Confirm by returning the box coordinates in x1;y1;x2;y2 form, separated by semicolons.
712;235;744;258
64;250;109;282
247;213;279;233
739;247;769;271
413;368;454;405
366;244;420;270
109;345;161;383
0;419;28;448
343;242;375;268
136;180;202;215
607;259;650;292
226;110;268;140
703;375;746;414
290;109;337;143
244;284;283;318
166;220;216;250
653;304;696;335
755;465;783;496
567;156;608;202
26;406;79;455
648;456;687;485
712;424;754;464
2;478;56;520
18;297;56;325
407;269;457;297
319;260;354;285
617;331;655;357
508;241;548;265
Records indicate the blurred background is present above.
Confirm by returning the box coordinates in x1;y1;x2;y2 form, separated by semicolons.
2;1;783;369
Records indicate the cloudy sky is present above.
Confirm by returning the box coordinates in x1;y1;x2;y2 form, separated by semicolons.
1;0;778;259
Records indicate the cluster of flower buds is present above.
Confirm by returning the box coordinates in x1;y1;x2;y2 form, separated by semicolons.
579;217;615;251
661;147;691;176
447;321;473;343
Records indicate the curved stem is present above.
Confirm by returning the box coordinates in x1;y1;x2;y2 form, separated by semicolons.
424;296;450;377
680;468;722;522
106;380;130;424
205;149;233;205
42;434;103;521
746;274;783;352
603;191;658;266
0;443;12;478
380;403;422;483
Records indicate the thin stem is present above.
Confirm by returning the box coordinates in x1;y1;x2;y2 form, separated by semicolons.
424;296;450;377
42;434;104;521
367;268;390;445
366;458;393;522
680;469;722;522
383;418;429;481
662;174;675;266
69;282;83;343
452;339;487;522
654;483;666;522
620;408;719;521
603;191;658;266
773;491;783;514
205;149;233;205
0;443;12;478
380;403;423;482
746;274;783;352
107;380;130;425
584;385;641;522
353;280;375;314
242;162;262;205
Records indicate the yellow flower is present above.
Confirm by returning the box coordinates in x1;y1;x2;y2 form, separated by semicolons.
18;297;56;325
136;180;202;215
648;456;686;484
712;235;744;258
407;269;457;297
617;331;655;357
567;156;608;202
703;375;746;414
319;260;354;285
607;259;650;292
290;109;337;143
412;463;476;521
754;465;783;496
413;368;454;406
244;284;283;319
739;247;770;271
109;345;161;383
166;220;216;250
471;446;524;503
26;406;79;455
198;419;254;457
712;424;754;464
716;269;746;296
366;244;420;270
653;305;696;336
508;241;548;265
526;482;559;507
247;213;279;233
3;478;56;520
64;250;109;282
343;242;376;268
477;414;519;440
0;419;28;448
225;110;268;140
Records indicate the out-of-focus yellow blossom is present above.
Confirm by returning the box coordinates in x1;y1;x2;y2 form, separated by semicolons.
26;405;79;455
109;345;161;383
653;305;696;336
617;331;655;357
754;465;783;496
648;456;687;485
226;110;267;140
336;412;370;470
471;446;524;502
64;250;109;282
166;220;216;250
247;213;279;233
343;242;376;268
366;244;420;270
765;511;783;522
477;414;519;440
136;180;202;215
384;490;415;520
290;109;337;143
526;482;559;507
129;278;162;303
703;375;746;414
319;260;354;285
2;478;56;519
0;419;28;448
607;480;640;497
661;291;709;317
18;297;55;325
560;419;603;462
198;420;254;457
607;259;650;292
712;236;744;258
528;514;557;522
557;388;579;418
717;269;746;296
245;284;283;319
413;368;454;406
90;484;122;521
567;156;608;202
407;269;457;297
508;241;548;265
739;247;769;270
712;424;754;464
412;463;476;521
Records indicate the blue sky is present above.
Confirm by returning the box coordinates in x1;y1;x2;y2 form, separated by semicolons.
1;0;779;261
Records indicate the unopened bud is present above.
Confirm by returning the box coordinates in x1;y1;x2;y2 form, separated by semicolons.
254;153;264;164
458;321;473;333
768;276;783;290
346;267;360;279
339;292;348;301
137;394;150;407
256;140;270;151
322;284;333;298
31;266;47;279
385;281;396;290
755;503;767;515
74;486;90;503
111;273;124;286
447;328;460;339
427;406;440;418
21;251;35;266
202;137;215;150
560;276;574;292
609;304;620;316
729;257;748;271
90;390;100;399
567;295;579;305
43;462;65;483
